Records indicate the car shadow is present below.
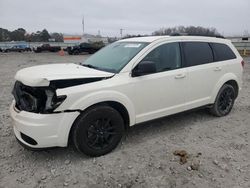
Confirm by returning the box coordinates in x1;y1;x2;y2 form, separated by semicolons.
17;107;217;161
124;107;216;144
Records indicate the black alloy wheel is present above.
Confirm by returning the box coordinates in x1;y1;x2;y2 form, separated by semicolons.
72;105;125;156
209;84;236;117
218;87;234;114
87;118;119;150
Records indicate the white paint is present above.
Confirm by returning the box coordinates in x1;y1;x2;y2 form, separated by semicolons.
10;36;243;148
15;63;114;86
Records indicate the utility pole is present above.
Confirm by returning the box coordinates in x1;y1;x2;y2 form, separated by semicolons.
120;28;124;38
82;15;85;35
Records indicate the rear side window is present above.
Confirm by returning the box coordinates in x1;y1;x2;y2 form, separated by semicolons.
182;42;213;67
210;43;236;61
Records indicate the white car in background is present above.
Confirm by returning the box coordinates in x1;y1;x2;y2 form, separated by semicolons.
10;36;244;156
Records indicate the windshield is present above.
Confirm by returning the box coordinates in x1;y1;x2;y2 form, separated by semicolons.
80;42;149;73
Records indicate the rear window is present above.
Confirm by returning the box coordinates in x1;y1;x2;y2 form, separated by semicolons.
182;42;213;67
210;43;236;61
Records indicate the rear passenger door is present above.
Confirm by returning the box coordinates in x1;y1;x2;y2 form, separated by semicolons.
181;42;227;108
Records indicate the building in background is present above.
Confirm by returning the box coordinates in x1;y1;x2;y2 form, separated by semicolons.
227;36;250;56
63;34;108;45
227;36;249;42
63;35;82;44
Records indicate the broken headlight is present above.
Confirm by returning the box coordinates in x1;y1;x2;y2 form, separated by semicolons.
44;89;66;113
12;81;66;113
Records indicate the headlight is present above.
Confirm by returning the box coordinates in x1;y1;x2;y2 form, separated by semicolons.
44;89;66;113
12;81;66;113
19;91;38;112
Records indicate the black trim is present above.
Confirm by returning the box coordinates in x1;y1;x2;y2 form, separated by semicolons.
49;77;107;89
52;109;82;114
20;132;37;145
16;136;56;151
179;42;186;68
208;43;215;62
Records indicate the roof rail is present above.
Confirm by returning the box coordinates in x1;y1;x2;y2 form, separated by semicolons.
169;33;225;38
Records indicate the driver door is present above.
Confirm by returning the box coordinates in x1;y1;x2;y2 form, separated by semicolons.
131;42;188;123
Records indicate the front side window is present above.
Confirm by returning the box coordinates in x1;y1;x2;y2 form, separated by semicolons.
139;42;181;73
81;42;149;73
182;42;213;67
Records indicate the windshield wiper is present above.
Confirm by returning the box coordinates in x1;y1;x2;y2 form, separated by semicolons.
80;63;99;70
80;63;116;73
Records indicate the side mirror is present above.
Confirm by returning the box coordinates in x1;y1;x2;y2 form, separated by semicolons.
132;61;156;77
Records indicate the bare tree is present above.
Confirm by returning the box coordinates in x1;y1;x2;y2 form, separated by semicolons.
153;26;222;37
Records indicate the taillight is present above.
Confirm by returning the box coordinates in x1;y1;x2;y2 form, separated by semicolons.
241;60;245;68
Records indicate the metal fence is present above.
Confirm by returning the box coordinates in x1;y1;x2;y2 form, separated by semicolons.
232;42;250;50
0;42;77;49
1;41;250;52
231;42;250;56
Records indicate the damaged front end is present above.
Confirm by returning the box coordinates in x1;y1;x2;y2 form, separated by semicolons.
12;81;66;114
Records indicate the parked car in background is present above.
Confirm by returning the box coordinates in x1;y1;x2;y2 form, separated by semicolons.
67;42;104;55
0;48;2;52
10;36;243;156
3;44;32;53
33;44;61;53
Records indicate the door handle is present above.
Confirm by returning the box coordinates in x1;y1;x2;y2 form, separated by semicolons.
214;67;222;71
175;74;186;79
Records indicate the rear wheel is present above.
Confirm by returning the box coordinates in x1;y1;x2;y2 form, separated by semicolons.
72;105;125;156
209;84;236;117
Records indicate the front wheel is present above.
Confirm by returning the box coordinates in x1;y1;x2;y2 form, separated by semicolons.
209;84;236;117
73;50;79;55
72;105;125;156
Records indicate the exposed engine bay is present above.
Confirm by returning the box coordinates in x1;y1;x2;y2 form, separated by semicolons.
12;77;105;113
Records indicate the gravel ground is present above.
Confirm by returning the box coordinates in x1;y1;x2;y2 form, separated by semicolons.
0;52;249;188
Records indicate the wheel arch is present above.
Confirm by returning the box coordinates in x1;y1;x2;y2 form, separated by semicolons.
67;100;131;146
210;73;240;103
224;80;239;98
68;91;135;123
60;90;136;146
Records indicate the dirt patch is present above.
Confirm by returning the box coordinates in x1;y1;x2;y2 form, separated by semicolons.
173;150;189;164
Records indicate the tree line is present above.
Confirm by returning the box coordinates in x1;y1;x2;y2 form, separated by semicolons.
0;28;64;42
152;26;222;37
123;26;223;39
0;26;223;42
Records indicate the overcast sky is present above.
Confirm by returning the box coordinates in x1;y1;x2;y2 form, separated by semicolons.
0;0;249;37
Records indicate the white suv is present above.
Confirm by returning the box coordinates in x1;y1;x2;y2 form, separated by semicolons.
10;36;244;156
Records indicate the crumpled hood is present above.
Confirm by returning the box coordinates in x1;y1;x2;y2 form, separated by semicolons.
15;63;114;87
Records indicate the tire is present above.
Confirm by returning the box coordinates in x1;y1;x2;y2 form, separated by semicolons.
209;84;236;117
72;105;125;156
73;50;79;55
89;50;95;54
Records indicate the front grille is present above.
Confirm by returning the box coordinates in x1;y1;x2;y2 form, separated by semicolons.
12;81;47;112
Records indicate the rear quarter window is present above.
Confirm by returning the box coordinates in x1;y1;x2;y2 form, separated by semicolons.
182;42;213;67
210;43;236;61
